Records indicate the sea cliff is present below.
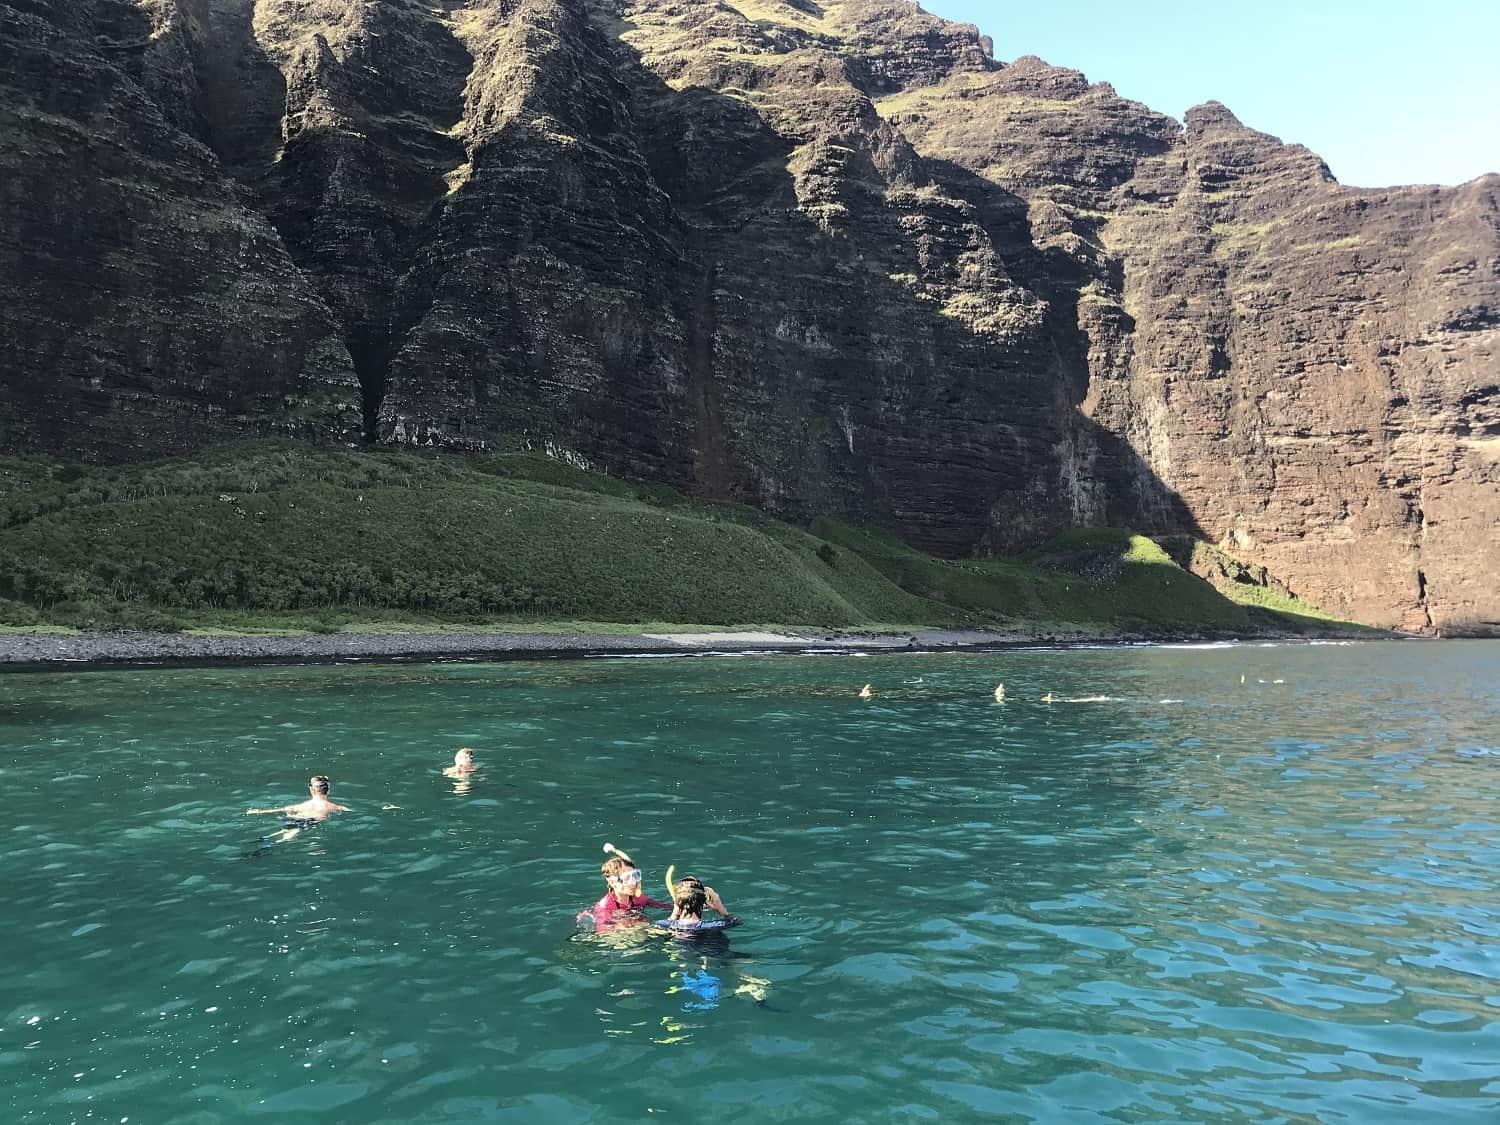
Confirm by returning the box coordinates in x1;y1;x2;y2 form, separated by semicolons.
2;1;1495;632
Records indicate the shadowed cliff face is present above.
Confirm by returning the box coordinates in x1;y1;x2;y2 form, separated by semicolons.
0;0;362;457
1;0;1495;631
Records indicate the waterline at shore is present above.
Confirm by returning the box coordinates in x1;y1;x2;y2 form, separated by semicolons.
0;624;1395;670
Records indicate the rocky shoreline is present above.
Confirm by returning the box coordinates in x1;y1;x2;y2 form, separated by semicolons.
0;628;1024;669
0;626;1385;671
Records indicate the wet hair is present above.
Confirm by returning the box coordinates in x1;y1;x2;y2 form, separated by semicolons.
672;874;707;916
601;856;638;879
309;775;331;795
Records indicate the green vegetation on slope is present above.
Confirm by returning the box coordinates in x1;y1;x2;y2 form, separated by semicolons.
0;441;1367;636
815;523;1367;635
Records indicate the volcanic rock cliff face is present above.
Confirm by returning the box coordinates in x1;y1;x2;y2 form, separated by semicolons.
1;0;1496;631
877;59;1498;632
0;0;361;457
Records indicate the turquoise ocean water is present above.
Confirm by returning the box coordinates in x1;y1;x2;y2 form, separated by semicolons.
3;640;1499;1123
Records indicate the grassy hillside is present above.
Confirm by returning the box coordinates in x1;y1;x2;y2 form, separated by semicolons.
815;522;1364;635
0;441;1369;636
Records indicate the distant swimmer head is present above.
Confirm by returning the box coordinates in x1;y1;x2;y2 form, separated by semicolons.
994;683;1005;701
858;684;874;700
309;775;331;795
454;747;475;768
1041;692;1055;704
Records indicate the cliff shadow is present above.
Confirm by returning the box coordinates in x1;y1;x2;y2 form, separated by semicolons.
590;11;1206;557
920;151;1204;543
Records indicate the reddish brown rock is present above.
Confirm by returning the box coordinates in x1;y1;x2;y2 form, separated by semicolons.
867;49;1498;634
1107;110;1500;634
0;0;1494;631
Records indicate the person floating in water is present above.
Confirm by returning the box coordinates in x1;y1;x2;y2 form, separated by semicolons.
579;843;672;931
655;871;763;1029
658;871;740;933
858;684;874;700
443;747;477;778
246;775;349;841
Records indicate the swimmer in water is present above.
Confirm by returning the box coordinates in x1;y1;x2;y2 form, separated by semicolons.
662;872;740;932
1041;692;1056;704
580;845;672;931
656;871;759;1023
247;775;350;822
443;747;477;778
246;775;349;843
858;684;874;700
993;683;1005;702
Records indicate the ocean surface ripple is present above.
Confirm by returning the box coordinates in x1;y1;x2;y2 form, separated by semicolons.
3;640;1499;1122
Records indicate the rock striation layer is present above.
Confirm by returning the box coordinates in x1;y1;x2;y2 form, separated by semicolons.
877;56;1498;632
0;0;362;458
1;0;1495;631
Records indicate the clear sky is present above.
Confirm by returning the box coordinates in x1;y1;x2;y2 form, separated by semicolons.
923;0;1499;187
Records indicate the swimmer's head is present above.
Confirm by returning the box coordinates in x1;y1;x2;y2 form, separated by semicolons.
601;855;642;889
671;874;707;917
309;775;331;796
454;747;474;767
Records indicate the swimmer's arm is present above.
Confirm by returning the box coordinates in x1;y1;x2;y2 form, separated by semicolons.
246;805;293;815
641;895;673;911
704;886;732;916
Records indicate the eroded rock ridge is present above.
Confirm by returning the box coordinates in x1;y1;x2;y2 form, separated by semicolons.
1;0;1495;631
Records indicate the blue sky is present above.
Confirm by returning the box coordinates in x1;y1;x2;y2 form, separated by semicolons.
923;0;1499;187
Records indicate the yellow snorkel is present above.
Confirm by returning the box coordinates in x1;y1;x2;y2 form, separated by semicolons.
664;864;678;901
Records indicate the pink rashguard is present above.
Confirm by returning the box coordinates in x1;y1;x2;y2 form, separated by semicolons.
583;891;672;930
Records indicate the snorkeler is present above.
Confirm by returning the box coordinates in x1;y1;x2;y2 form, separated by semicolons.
658;869;765;1023
658;869;740;933
443;747;477;778
580;843;673;930
246;775;350;827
